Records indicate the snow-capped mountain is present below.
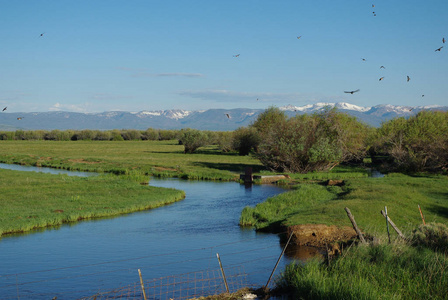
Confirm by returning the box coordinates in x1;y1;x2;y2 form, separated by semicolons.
0;103;446;131
280;102;371;113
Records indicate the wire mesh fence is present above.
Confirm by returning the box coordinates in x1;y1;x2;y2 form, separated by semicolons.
80;265;248;300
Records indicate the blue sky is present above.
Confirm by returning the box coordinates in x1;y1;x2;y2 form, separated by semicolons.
1;0;447;113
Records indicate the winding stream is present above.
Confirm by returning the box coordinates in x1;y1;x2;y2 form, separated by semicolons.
0;164;304;299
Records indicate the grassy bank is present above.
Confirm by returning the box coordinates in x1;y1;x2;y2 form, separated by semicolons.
275;238;448;299
0;140;264;180
240;173;448;235
0;169;185;236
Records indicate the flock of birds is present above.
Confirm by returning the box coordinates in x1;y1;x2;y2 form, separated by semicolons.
344;35;445;99
228;3;446;117
2;10;446;122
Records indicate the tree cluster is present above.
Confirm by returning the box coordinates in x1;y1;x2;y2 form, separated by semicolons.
0;129;182;141
248;107;371;173
371;110;448;172
2;108;447;174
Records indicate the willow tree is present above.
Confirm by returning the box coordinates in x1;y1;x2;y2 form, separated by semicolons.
373;110;448;172
253;107;370;173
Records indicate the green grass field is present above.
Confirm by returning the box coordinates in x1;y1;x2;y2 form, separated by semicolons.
0;169;185;236
0;140;265;180
241;173;448;236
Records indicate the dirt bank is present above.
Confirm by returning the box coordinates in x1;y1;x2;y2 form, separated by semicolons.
288;224;358;252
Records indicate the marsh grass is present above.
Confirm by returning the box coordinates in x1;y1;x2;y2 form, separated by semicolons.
0;169;185;236
275;239;448;299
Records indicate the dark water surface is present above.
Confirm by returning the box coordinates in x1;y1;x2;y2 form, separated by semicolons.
0;165;302;299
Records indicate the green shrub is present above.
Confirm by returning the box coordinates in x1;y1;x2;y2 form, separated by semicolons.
232;127;260;155
373;111;448;172
253;108;370;173
179;128;208;154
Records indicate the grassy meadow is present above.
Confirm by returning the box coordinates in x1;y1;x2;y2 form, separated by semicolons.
0;169;185;236
0;140;264;180
241;173;448;235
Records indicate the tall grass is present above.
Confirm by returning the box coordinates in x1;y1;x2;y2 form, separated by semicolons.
275;239;448;299
0;169;185;236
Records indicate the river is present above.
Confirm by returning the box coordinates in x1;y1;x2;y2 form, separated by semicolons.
0;164;305;299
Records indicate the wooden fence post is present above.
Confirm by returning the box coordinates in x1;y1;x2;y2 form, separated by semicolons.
345;207;366;244
138;269;148;300
380;210;405;239
418;205;426;225
216;253;229;293
265;231;294;289
385;206;391;243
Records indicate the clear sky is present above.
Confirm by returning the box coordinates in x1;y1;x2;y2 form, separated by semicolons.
1;0;447;113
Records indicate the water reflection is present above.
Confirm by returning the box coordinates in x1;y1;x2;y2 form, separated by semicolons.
0;163;97;177
0;168;298;299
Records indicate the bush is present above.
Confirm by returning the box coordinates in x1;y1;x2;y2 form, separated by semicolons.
141;128;159;140
179;128;208;154
373;111;448;172
253;108;370;173
120;129;142;140
411;222;448;252
215;131;234;152
232;127;260;155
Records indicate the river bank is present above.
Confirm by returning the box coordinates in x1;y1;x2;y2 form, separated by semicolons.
0;167;185;236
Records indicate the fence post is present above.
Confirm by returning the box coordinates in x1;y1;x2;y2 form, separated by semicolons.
385;206;391;243
344;207;366;244
216;253;229;293
418;205;426;225
380;210;405;239
265;231;294;289
138;269;148;300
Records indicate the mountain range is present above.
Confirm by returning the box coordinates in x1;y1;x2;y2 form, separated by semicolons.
0;103;446;131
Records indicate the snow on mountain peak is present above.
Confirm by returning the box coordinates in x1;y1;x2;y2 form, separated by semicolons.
281;102;370;113
136;109;191;119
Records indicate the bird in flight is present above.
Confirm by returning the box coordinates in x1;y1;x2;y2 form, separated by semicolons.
379;77;385;81
2;107;6;111
372;4;375;7
443;37;445;44
380;66;385;69
39;32;45;37
225;113;231;119
233;54;240;58
297;36;302;39
361;58;366;61
435;46;443;52
407;76;410;82
17;117;23;120
344;89;360;94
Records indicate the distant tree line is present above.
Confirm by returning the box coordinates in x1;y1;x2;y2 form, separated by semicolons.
2;108;447;173
0;129;183;141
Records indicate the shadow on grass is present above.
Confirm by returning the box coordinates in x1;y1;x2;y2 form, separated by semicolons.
427;201;448;219
143;150;241;156
192;162;267;173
